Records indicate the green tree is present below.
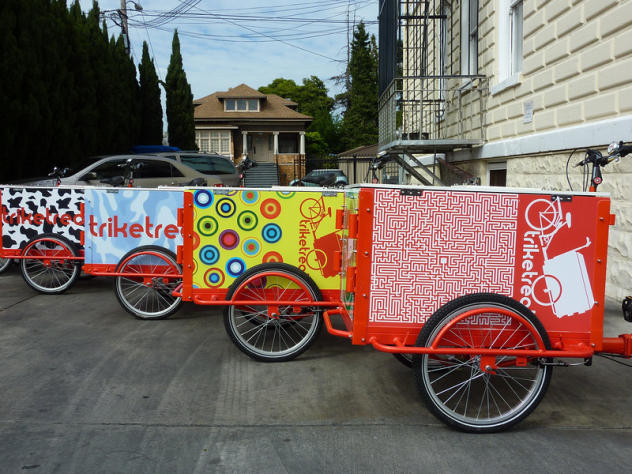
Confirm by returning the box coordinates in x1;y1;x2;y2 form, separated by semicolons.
341;22;378;150
165;30;196;149
138;42;163;144
259;76;341;164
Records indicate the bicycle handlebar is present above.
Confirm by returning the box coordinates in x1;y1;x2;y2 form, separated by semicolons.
574;141;631;167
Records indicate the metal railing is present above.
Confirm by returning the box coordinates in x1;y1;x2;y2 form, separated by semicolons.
379;75;488;152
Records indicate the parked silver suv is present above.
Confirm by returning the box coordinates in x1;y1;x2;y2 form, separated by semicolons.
58;155;214;187
152;152;240;187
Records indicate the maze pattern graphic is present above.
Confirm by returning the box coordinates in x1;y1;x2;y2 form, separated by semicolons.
369;189;519;324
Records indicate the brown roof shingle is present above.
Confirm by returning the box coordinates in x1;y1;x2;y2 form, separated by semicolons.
194;84;311;121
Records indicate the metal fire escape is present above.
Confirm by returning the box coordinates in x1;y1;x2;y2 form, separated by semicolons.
378;0;487;185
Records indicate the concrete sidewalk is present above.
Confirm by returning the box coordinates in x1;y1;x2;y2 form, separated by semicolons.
0;269;631;473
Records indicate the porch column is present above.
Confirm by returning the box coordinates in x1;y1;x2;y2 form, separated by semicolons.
273;132;279;155
299;131;306;155
242;131;248;157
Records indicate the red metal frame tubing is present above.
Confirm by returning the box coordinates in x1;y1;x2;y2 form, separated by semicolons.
87;271;183;278
600;334;632;358
367;337;594;358
192;296;340;307
323;308;353;338
8;255;84;261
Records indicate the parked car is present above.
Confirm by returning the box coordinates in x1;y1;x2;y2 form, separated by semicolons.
151;152;240;187
55;155;215;187
289;169;348;188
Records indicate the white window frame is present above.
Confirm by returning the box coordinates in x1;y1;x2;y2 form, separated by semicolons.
224;98;259;112
195;130;232;156
460;0;478;77
494;0;523;94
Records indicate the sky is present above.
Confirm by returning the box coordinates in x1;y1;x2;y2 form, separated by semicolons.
78;0;378;102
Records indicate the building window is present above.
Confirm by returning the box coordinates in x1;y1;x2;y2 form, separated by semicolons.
195;130;231;155
461;0;478;75
510;0;523;76
487;162;507;186
224;98;259;112
498;0;523;83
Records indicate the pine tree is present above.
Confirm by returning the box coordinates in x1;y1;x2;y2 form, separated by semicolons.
165;30;196;149
341;22;379;150
138;42;163;144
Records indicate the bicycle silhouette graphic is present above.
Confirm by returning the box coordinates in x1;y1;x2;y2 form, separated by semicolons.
299;196;341;278
525;198;594;317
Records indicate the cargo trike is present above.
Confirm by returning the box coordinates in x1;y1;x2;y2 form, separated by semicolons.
2;176;632;432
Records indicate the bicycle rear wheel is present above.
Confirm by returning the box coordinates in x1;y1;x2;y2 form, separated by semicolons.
20;234;80;294
413;293;552;433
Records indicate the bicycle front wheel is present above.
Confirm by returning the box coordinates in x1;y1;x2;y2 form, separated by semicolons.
413;293;552;433
224;263;323;362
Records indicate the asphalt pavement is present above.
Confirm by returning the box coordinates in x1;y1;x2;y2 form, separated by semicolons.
1;266;631;473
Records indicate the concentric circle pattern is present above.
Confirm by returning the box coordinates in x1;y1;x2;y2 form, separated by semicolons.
242;238;261;257
260;198;281;219
216;198;236;218
241;190;259;205
194;190;214;208
261;223;282;243
237;210;258;231
197;216;219;236
276;191;295;199
219;229;240;250
263;251;283;263
204;268;225;287
199;245;220;265
226;257;246;277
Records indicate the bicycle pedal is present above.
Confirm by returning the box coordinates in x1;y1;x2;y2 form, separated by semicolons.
623;296;632;322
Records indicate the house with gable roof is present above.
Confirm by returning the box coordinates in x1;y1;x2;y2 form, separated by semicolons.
193;84;312;184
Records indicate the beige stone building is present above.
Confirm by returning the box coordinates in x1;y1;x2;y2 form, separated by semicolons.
378;0;632;300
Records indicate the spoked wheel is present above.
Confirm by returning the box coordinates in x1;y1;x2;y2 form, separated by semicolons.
223;263;323;362
0;257;12;274
114;246;182;320
413;293;552;433
20;235;81;294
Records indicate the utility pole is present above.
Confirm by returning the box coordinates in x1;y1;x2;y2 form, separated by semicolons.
117;1;143;56
119;0;130;55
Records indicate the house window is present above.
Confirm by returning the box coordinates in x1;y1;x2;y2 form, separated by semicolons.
195;130;231;155
224;98;259;112
461;0;478;75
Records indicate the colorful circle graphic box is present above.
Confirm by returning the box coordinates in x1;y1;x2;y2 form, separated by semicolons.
190;189;344;290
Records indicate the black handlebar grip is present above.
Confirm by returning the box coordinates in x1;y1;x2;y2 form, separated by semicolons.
618;144;632;157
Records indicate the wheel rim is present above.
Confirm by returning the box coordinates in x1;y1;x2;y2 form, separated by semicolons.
422;304;548;429
228;272;320;359
116;252;181;318
22;240;78;292
0;257;11;273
